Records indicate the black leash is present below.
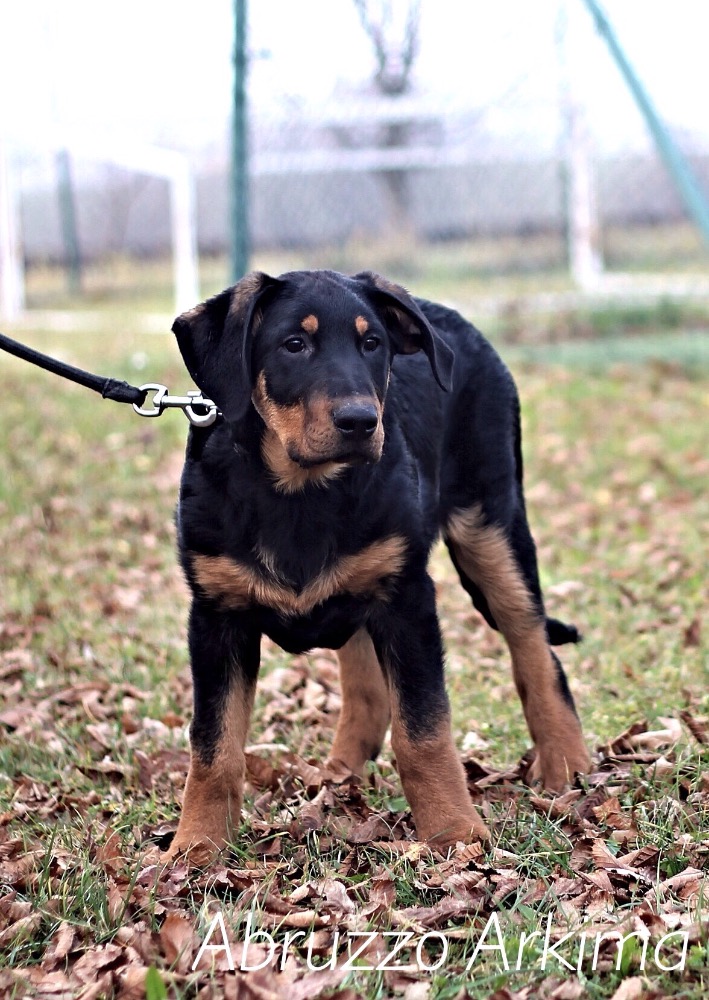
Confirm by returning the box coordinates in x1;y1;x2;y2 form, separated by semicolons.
0;330;219;426
0;329;147;404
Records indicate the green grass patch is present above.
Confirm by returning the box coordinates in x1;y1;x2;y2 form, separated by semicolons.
0;311;707;998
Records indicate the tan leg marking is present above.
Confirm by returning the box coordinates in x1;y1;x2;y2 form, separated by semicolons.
390;706;490;849
167;678;255;861
327;630;390;775
447;505;590;790
513;631;591;789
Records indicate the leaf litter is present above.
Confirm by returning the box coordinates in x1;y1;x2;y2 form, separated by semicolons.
0;362;707;997
2;679;708;997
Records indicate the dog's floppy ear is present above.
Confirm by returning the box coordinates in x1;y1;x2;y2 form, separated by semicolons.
172;272;282;423
353;271;454;391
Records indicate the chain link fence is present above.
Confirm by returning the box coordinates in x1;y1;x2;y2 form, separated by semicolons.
9;0;709;317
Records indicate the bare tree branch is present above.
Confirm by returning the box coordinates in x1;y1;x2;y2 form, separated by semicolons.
353;0;422;96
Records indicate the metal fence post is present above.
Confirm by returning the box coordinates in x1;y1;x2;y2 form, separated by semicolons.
56;149;82;295
230;0;250;282
583;0;709;249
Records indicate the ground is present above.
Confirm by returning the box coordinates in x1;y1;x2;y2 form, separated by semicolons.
0;288;707;998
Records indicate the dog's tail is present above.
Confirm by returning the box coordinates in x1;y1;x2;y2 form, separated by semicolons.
546;617;582;645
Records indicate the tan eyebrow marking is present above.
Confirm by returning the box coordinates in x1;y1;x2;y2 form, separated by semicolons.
301;314;319;334
355;315;369;336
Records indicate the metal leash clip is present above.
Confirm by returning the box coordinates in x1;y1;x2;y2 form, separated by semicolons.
133;383;219;427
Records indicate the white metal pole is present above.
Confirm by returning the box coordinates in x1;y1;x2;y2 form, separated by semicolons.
170;160;199;314
557;0;603;290
0;142;25;321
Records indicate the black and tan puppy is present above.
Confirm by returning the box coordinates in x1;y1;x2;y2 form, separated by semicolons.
167;269;590;859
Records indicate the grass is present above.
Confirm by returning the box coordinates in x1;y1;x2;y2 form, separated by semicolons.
0;282;708;998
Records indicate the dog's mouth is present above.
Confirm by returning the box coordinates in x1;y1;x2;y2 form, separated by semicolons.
287;442;382;469
260;425;383;492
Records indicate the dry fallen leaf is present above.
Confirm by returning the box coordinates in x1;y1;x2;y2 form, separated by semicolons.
607;977;646;1000
680;709;709;744
628;716;683;751
160;911;198;973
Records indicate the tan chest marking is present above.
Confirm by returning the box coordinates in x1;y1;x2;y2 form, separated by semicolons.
191;535;407;615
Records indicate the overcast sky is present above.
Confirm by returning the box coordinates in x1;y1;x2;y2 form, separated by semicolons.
2;0;708;158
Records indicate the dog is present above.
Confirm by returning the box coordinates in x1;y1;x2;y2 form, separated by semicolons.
166;269;590;859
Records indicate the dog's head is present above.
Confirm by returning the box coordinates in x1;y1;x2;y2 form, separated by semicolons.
173;269;453;471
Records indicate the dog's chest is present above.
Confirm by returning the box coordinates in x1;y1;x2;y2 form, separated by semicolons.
190;533;407;617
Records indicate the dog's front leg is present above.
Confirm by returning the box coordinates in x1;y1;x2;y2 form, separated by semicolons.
369;572;490;851
166;601;260;862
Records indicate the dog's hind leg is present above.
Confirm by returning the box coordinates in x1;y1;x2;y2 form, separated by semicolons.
166;602;260;862
445;504;590;790
327;629;390;775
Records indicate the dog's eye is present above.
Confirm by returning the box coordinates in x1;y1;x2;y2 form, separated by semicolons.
283;337;306;354
362;335;381;353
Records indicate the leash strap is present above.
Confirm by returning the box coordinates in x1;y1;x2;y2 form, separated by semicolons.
0;329;220;426
0;330;147;406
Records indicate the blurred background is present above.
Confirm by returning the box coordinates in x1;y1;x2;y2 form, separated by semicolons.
1;0;709;346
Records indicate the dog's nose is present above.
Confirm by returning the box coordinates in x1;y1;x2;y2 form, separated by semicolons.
333;401;379;440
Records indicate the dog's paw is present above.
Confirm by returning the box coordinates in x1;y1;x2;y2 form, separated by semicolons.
527;740;591;791
163;829;227;867
421;810;491;852
163;840;220;868
322;755;362;781
426;828;491;853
